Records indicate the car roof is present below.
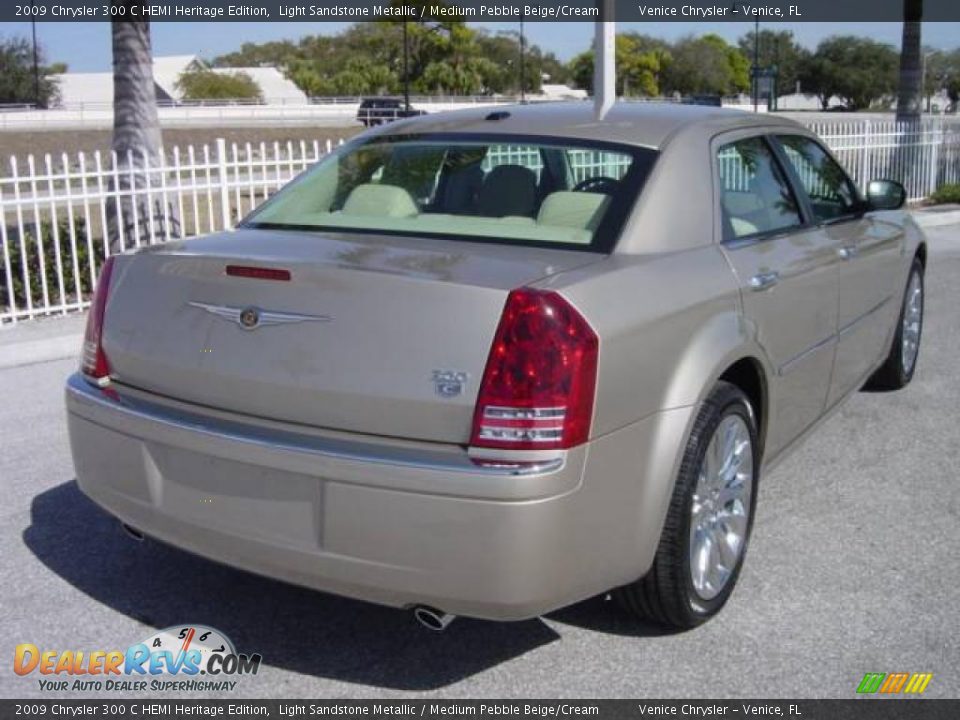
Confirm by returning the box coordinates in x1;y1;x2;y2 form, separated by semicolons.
384;101;806;150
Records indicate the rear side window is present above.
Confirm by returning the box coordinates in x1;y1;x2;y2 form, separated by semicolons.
717;137;803;241
776;135;860;222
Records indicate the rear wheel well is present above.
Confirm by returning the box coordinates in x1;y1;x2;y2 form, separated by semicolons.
718;358;767;456
916;243;927;270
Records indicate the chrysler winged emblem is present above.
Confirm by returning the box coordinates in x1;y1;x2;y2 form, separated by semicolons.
188;301;332;330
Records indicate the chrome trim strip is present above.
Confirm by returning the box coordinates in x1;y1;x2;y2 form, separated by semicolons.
838;296;893;338
66;374;564;478
484;406;566;419
777;295;893;376
777;334;836;377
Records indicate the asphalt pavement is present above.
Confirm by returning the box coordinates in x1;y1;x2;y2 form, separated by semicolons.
1;226;958;700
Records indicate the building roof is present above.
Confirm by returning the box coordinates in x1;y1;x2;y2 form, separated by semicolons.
212;67;306;103
51;72;114;107
52;55;306;106
384;101;804;149
53;55;200;107
151;55;205;100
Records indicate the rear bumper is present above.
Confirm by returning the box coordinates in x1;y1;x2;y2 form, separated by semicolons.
66;373;689;620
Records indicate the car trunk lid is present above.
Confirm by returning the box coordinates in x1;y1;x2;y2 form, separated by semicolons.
102;228;601;444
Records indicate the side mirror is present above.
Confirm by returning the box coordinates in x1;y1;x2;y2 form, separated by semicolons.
866;179;906;210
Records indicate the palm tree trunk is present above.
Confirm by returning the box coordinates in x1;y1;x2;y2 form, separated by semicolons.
108;6;179;254
895;0;923;123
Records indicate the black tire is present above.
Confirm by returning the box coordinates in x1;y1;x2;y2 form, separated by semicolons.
865;258;924;391
614;381;760;629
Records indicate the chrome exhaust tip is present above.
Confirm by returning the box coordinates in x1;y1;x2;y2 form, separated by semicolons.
120;522;145;542
413;606;456;632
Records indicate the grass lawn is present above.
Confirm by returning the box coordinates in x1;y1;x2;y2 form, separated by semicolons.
0;126;362;165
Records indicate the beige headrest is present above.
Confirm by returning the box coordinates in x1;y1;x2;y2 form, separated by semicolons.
537;191;610;231
342;184;418;218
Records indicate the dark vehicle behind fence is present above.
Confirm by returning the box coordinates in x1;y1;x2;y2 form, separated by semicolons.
356;98;427;127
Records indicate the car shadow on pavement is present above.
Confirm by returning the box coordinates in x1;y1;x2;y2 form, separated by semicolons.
546;596;676;639
24;480;565;691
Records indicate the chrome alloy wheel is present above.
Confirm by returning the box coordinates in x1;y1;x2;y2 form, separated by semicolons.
689;414;753;601
901;270;923;376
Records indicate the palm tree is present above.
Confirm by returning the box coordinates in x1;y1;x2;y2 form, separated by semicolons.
108;5;177;253
895;0;923;123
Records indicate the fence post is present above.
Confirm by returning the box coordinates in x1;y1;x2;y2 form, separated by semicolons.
858;119;871;189
0;183;17;324
216;138;231;230
928;120;941;197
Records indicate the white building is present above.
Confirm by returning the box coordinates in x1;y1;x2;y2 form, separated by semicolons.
52;55;306;108
537;84;588;101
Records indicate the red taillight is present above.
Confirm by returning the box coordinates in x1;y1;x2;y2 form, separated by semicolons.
226;265;291;281
81;256;115;385
470;289;599;451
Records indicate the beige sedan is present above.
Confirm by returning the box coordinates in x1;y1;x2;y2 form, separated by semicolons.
66;103;926;630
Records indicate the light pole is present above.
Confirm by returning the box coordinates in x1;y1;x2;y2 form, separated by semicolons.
593;3;615;120
31;1;40;107
752;19;760;113
402;20;410;112
921;50;937;114
519;19;526;103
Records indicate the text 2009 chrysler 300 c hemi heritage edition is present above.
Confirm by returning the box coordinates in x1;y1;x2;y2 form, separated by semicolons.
66;104;926;629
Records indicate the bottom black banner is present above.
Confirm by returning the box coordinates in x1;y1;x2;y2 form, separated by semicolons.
2;700;958;720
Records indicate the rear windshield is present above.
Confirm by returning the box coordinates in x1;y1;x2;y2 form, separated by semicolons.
244;133;657;252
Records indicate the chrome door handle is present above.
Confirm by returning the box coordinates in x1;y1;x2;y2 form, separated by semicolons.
749;271;780;291
838;244;859;260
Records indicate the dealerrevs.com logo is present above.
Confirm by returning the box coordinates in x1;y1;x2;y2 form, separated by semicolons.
14;625;262;693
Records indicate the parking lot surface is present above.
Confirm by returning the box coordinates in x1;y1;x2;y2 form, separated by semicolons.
2;227;958;699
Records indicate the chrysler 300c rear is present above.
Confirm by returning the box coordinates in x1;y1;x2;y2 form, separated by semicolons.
67;104;926;628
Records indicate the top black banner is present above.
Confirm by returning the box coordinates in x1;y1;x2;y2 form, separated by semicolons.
5;0;960;24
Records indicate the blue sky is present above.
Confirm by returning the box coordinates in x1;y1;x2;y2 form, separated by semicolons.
3;21;959;71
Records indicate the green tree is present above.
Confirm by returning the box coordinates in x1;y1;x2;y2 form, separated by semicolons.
211;14;560;98
925;49;960;111
213;40;299;69
944;50;960;111
0;37;62;107
919;49;960;111
662;34;749;96
176;69;262;100
568;34;668;96
737;30;810;98
473;30;562;94
799;36;899;110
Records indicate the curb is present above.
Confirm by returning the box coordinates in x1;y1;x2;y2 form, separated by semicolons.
912;209;960;229
0;333;82;370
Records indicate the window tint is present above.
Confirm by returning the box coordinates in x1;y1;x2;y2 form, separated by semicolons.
482;145;544;181
717;137;803;241
566;149;633;184
777;135;860;222
246;136;657;250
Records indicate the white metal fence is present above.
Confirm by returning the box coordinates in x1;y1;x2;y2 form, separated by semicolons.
2;119;959;325
810;120;960;202
1;138;333;324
